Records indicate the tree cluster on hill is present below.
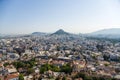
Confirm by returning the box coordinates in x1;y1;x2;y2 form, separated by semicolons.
39;63;72;74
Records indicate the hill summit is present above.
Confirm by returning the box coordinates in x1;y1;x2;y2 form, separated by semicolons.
52;29;70;35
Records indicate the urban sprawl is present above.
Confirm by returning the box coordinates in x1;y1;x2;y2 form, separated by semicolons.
0;31;120;80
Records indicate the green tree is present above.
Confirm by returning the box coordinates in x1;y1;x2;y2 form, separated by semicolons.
40;66;47;74
62;77;67;80
84;75;93;80
39;63;60;74
50;64;60;72
27;68;34;74
56;46;60;51
19;74;24;80
3;62;9;67
12;61;25;69
75;72;86;79
60;63;72;74
103;54;110;61
92;76;100;80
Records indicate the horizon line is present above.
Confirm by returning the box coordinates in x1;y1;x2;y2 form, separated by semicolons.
0;27;120;35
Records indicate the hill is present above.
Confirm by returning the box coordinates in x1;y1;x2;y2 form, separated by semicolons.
32;32;47;35
88;28;120;39
51;29;70;35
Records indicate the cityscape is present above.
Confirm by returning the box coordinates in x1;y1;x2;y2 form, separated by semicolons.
0;29;120;80
1;0;120;80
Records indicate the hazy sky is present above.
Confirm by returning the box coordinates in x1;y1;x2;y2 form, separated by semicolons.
0;0;120;34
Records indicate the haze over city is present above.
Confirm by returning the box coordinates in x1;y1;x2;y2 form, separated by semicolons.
1;0;120;34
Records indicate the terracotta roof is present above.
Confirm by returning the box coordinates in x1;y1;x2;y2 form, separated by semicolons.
0;76;4;80
5;73;19;80
0;54;2;58
0;63;3;67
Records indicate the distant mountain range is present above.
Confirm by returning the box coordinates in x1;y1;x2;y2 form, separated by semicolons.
32;32;47;35
1;28;120;39
90;28;120;35
88;28;120;39
32;29;70;36
30;28;120;38
0;34;8;37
